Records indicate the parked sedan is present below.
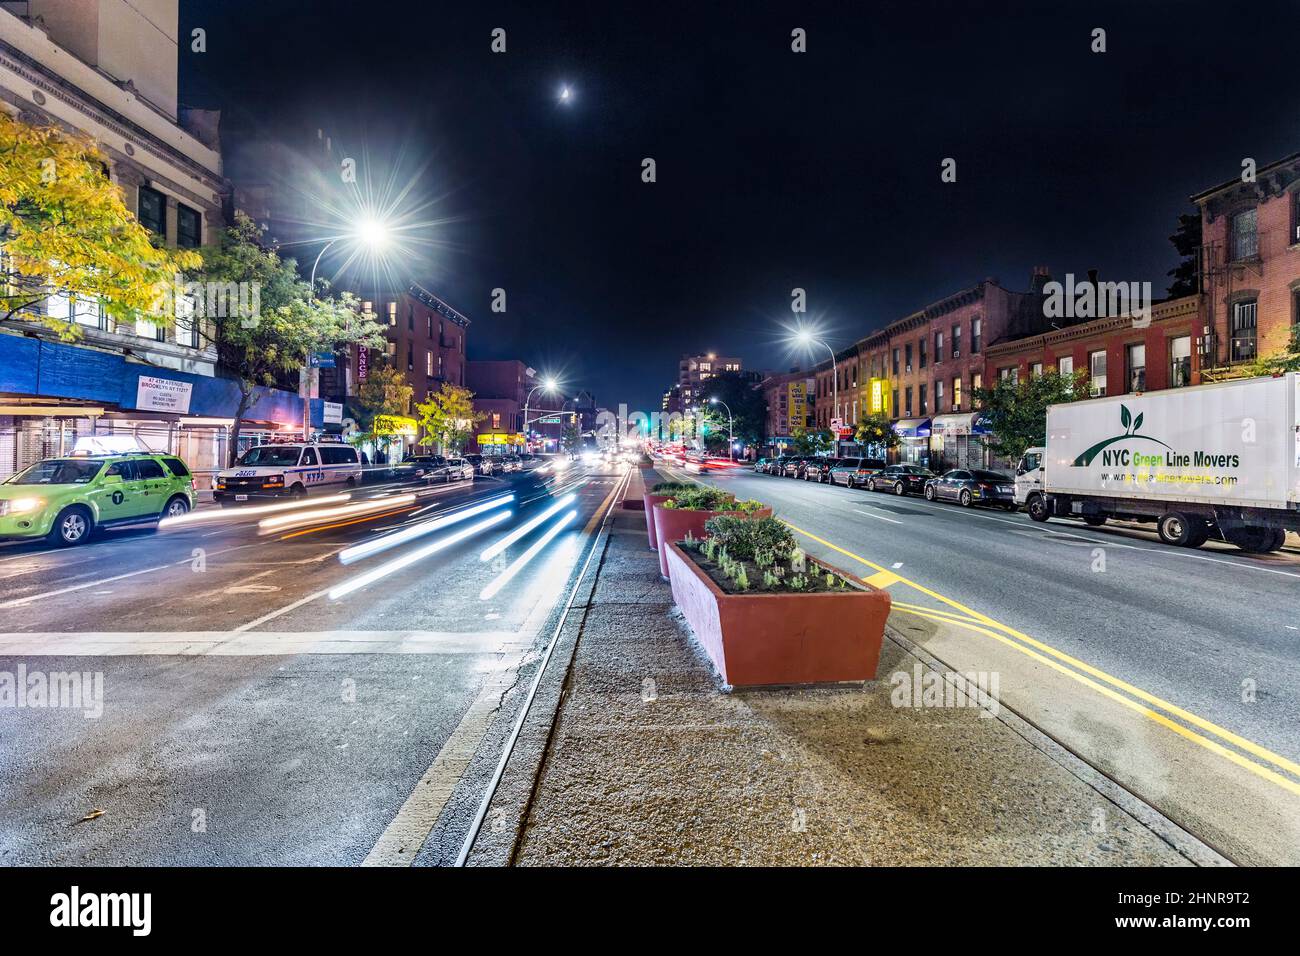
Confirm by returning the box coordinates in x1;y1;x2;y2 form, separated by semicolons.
827;457;887;488
763;456;789;475
867;464;935;496
923;469;1017;509
752;457;770;473
501;454;522;473
780;456;811;478
803;457;839;482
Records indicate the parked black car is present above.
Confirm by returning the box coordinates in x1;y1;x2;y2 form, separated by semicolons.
764;456;790;475
867;464;935;496
923;469;1017;509
803;457;839;482
781;456;812;477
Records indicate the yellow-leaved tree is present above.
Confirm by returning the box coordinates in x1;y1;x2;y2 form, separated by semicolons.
0;110;199;335
415;382;484;455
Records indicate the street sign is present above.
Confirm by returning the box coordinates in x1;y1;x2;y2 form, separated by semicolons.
537;416;562;424
309;352;336;368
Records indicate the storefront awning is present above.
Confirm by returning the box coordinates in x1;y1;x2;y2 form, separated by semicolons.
931;412;985;436
893;417;931;438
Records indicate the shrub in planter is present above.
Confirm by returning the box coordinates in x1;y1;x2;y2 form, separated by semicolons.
643;481;695;550
666;519;890;686
651;488;772;578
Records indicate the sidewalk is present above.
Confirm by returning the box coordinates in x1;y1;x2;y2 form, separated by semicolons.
511;468;1219;866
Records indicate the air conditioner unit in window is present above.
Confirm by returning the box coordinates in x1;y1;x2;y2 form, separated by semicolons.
953;351;960;358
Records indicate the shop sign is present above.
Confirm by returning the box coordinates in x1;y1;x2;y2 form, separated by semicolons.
373;414;417;437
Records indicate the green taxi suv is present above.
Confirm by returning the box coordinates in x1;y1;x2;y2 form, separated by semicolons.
0;453;197;547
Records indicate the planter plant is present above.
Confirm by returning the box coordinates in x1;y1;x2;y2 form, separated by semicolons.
665;516;890;687
651;486;770;577
643;481;694;550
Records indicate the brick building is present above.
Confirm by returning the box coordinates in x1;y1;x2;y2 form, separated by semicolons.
466;360;568;455
760;369;814;454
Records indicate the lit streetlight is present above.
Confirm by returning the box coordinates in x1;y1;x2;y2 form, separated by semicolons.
792;327;840;454
709;397;734;461
523;376;560;454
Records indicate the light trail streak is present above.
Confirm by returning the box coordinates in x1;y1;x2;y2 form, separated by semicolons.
158;494;352;529
328;511;511;600
257;494;416;533
338;493;515;565
478;510;577;601
479;495;576;562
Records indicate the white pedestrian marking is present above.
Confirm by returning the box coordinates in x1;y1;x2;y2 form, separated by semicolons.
0;631;532;656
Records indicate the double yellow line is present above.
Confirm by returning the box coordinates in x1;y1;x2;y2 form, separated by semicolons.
783;519;1300;799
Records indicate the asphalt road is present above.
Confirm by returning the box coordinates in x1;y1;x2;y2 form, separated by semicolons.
672;462;1300;865
0;459;627;865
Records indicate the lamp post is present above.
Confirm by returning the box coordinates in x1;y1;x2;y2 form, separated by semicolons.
303;220;391;443
795;329;839;454
709;397;734;461
523;377;558;454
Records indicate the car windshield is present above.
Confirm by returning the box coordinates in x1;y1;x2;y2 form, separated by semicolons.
7;459;104;485
237;447;302;466
972;470;1011;481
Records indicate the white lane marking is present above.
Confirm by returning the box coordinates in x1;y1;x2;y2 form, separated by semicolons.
230;586;334;634
853;508;904;525
0;544;258;609
0;630;531;656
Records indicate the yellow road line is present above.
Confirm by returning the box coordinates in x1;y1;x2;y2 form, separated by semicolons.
863;569;902;588
782;518;1300;784
900;607;1300;799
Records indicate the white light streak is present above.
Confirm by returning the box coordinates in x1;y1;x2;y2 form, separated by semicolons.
478;510;577;601
257;494;416;533
339;493;515;565
158;494;352;529
479;494;576;562
329;511;512;601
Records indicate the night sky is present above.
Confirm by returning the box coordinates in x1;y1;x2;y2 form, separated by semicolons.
180;0;1300;413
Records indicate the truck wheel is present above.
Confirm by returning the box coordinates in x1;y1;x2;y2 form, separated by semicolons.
1157;512;1201;547
1267;528;1288;552
1229;526;1277;554
1027;493;1049;522
1083;515;1106;527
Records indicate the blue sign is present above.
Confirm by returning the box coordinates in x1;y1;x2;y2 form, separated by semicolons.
309;352;336;368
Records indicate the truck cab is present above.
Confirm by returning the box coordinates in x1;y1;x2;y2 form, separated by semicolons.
1014;447;1046;516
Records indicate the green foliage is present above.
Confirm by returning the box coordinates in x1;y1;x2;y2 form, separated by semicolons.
1245;324;1300;376
972;369;1088;461
415;382;484;454
701;514;794;562
696;370;767;447
1167;211;1201;299
561;421;582;454
854;411;899;449
791;427;833;455
661;486;737;511
651;481;694;494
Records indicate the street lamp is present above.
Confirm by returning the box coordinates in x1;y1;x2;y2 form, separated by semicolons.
709;397;734;461
793;328;839;453
302;218;392;444
523;376;559;454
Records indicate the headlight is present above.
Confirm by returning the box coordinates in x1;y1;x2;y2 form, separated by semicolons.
8;497;44;514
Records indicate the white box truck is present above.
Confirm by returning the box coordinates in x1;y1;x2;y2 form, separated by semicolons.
1013;372;1300;552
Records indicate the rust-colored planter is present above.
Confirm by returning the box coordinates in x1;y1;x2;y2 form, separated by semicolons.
665;541;890;687
643;493;675;550
651;504;773;578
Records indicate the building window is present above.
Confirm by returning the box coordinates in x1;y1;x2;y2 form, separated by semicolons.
408;308;414;332
892;389;899;416
919;383;928;415
905;343;913;373
1126;343;1146;392
427;314;433;338
935;379;944;410
1170;335;1192;387
176;203;201;248
1231;208;1258;260
904;386;913;417
1089;350;1107;396
998;366;1018;384
891;348;900;375
388;302;397;326
492;412;501;429
1230;300;1257;361
952;376;961;410
1030;362;1043;378
952;324;961;357
971;317;982;353
934;331;943;361
137;186;165;236
426;350;433;376
1293;192;1300;246
406;344;414;370
919;337;927;369
970;372;983;407
1058;355;1073;377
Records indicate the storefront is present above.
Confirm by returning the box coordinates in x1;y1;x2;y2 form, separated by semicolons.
477;431;526;456
892;418;932;468
928;412;992;472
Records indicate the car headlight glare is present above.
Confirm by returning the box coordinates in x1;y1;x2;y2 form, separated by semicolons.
8;497;44;514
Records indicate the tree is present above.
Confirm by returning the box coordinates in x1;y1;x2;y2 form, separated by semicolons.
415;382;484;455
0;111;199;333
354;364;414;457
791;426;832;455
854;411;900;452
696;371;765;446
1245;324;1300;376
1167;211;1201;299
193;213;385;464
973;369;1087;461
561;420;581;455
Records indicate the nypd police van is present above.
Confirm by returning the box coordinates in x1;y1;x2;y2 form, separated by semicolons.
214;443;361;503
